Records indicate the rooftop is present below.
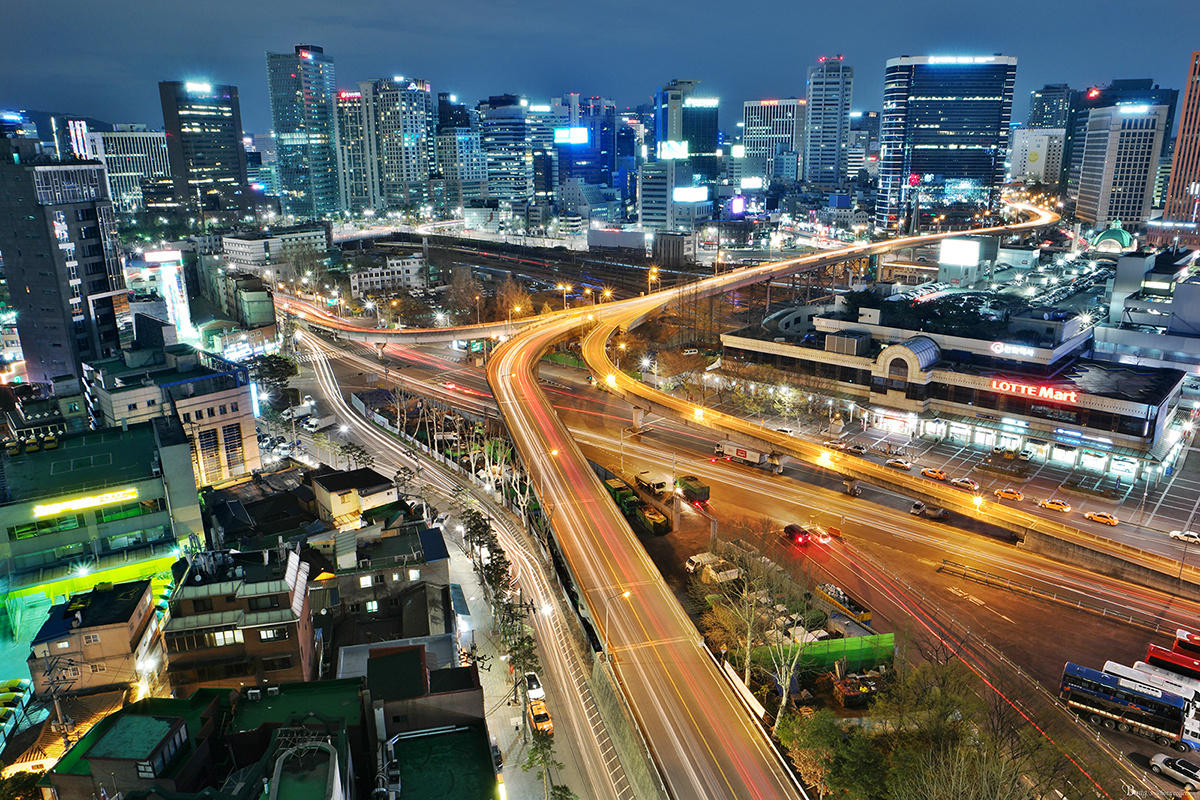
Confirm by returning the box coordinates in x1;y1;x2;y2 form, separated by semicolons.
391;724;496;800
367;648;426;701
229;679;363;734
3;422;159;502
33;579;150;645
88;714;176;760
312;467;393;495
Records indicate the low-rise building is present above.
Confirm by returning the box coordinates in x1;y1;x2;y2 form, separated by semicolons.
312;468;399;529
163;549;315;695
28;579;160;697
220;222;330;273
83;345;261;487
348;251;429;298
0;418;202;638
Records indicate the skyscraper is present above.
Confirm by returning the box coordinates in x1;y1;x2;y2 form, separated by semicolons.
741;99;805;183
1076;103;1168;226
875;55;1017;231
334;89;378;213
655;80;719;179
1062;80;1178;199
435;93;486;206
266;45;339;218
361;77;436;208
1027;84;1072;128
82;126;170;212
1154;51;1200;247
478;95;534;202
804;56;854;187
159;81;250;217
0;137;129;384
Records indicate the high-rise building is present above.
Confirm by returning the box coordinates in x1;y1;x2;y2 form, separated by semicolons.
334;89;378;213
1062;80;1178;199
556;99;618;187
478;95;534;202
804;56;854;187
655;80;719;179
361;77;436;208
0;137;130;384
847;110;881;180
637;160;710;231
266;45;339;218
1076;104;1169;226
1027;84;1072;128
434;93;486;207
158;81;251;216
742;98;806;183
1155;51;1200;247
875;55;1017;230
1009;128;1065;184
81;128;170;212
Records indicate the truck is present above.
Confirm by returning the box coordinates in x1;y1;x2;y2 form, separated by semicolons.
635;504;670;536
714;440;767;467
302;414;336;433
281;402;313;421
684;551;721;573
635;471;669;497
675;475;710;504
603;478;639;514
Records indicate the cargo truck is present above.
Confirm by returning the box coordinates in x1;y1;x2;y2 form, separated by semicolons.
714;441;783;473
675;475;710;504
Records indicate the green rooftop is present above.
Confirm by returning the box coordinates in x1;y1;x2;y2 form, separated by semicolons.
367;649;425;701
5;422;159;502
393;725;496;800
88;715;175;760
230;679;363;733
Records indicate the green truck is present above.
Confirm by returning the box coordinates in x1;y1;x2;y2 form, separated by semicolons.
675;475;710;504
604;478;640;514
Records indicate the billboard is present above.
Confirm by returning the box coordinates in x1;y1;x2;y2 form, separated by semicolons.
731;196;746;215
938;238;981;268
554;127;589;145
730;144;745;159
657;140;689;160
739;176;763;190
672;186;709;203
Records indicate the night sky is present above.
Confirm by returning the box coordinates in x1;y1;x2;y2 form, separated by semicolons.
4;0;1198;134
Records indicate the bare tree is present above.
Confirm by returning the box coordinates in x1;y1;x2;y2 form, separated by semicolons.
445;266;483;322
890;747;1030;800
497;275;532;319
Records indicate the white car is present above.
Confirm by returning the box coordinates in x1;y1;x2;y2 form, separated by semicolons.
1150;753;1199;790
524;672;545;701
1170;530;1200;544
950;477;979;491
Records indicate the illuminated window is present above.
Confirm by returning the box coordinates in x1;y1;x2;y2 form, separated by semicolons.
359;575;372;589
366;600;378;613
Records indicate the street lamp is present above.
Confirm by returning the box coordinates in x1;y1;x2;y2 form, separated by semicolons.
508;305;521;325
603;288;613;302
647;266;660;294
602;589;631;661
584;287;593;305
474;294;481;325
556;283;572;309
615;342;626;371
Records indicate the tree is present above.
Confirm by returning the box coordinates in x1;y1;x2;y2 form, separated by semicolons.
549;786;580;800
0;772;41;800
336;441;374;470
498;275;532;319
521;731;563;800
445;266;483;323
250;354;298;404
890;747;1029;800
393;466;416;496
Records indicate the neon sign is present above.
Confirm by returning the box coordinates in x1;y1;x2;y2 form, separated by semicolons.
990;342;1036;358
990;380;1077;404
34;488;139;518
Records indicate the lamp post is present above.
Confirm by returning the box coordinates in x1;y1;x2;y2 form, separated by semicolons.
556;283;572;309
602;589;631;661
603;288;613;303
615;342;626;371
647;266;659;294
508;305;521;325
584;288;593;305
474;294;481;325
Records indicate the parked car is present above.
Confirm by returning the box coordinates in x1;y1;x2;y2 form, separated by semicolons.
1038;498;1072;512
1084;511;1119;526
1170;530;1200;544
1150;753;1199;790
847;444;868;456
527;700;554;735
823;440;847;451
950;477;979;491
1017;449;1033;461
920;468;947;481
993;487;1024;501
524;672;545;701
885;458;913;471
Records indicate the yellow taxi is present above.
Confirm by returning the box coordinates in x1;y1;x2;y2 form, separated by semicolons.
528;699;553;735
993;487;1024;501
1084;511;1118;526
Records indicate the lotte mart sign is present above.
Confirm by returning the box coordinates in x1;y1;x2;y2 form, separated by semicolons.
990;379;1078;404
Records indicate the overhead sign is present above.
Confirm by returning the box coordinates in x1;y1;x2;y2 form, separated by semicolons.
672;186;708;202
990;342;1036;358
990;379;1078;404
35;488;139;518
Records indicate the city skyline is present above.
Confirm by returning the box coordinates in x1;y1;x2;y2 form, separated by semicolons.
3;0;1198;134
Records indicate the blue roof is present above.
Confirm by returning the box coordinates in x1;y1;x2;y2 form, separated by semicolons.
417;527;449;562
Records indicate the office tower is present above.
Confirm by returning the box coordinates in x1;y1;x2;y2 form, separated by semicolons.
334;89;379;212
266;44;339;218
1063;80;1178;199
1028;84;1072;128
655;80;719;179
478;95;534;202
1076;104;1169;226
361;77;436;208
0;138;129;384
804;56;854;187
556;98;618;187
433;93;486;207
159;81;251;216
847;110;881;179
742;98;806;182
81;127;170;212
1009;128;1065;183
1156;51;1200;246
875;55;1017;230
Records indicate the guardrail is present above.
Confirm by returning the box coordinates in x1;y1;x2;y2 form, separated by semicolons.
937;560;1174;635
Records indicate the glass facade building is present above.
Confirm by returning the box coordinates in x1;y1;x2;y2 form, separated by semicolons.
266;44;339;218
876;55;1017;230
805;56;854;187
158;81;251;216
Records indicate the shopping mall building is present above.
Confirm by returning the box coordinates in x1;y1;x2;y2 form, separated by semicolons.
722;300;1189;480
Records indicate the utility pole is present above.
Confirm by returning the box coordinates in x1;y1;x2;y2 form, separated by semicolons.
43;654;75;751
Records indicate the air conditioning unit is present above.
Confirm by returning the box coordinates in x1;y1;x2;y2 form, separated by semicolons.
246;688;262;701
266;686;280;697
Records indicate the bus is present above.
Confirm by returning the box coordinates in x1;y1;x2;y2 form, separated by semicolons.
1134;661;1200;700
1175;629;1200;658
1061;662;1200;752
1148;644;1200;681
1104;661;1199;704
